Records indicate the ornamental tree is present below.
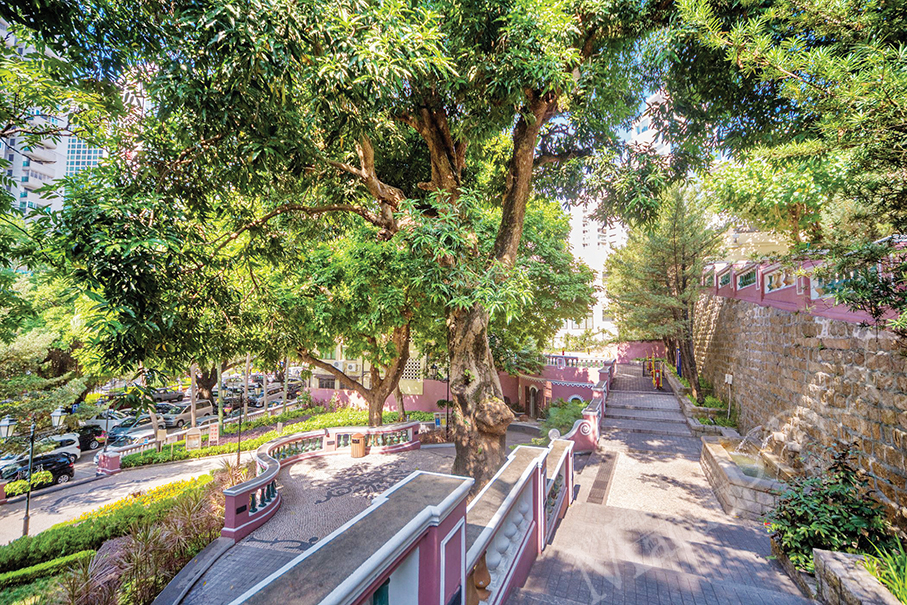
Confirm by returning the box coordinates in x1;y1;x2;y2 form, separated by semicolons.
605;186;724;403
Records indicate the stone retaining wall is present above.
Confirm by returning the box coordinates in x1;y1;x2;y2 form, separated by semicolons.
693;293;907;526
814;549;900;605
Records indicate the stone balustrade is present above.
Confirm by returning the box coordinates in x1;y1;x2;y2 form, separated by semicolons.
562;396;604;452
221;422;421;542
544;440;574;544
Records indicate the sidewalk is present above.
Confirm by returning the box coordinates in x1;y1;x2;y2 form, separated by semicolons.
0;452;253;545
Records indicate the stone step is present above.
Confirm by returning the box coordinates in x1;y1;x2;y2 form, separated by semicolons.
508;560;816;605
606;401;681;411
605;409;688;424
602;418;693;437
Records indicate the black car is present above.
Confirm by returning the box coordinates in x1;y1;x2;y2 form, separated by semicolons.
77;425;107;451
1;453;75;487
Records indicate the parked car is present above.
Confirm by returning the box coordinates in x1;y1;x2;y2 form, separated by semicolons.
108;414;162;443
152;387;185;403
77;425;107;451
1;452;75;487
0;433;81;468
159;400;214;428
82;409;132;430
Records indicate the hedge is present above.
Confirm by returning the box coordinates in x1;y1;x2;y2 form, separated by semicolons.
0;476;211;574
0;550;95;589
121;409;436;468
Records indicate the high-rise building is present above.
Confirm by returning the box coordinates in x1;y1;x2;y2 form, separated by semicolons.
1;20;105;215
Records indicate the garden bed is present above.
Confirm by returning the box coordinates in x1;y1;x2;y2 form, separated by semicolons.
815;549;901;605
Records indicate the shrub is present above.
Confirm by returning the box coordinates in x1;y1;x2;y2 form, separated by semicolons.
766;444;893;573
121;409;433;468
4;471;55;497
532;399;585;446
0;550;95;589
0;476;212;574
0;575;58;605
864;537;907;603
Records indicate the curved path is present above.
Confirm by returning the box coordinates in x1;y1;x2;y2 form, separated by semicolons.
0;452;254;545
181;431;536;605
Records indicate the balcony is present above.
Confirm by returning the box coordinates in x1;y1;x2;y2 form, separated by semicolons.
22;146;55;163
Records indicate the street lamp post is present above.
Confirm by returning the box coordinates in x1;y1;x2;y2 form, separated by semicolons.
0;409;66;537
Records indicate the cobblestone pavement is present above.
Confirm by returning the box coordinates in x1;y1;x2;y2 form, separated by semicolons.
182;431;536;604
508;364;813;605
0;452;254;545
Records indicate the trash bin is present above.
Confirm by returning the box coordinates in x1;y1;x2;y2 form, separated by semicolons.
351;433;367;458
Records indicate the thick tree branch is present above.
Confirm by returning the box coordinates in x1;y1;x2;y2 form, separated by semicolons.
533;148;593;168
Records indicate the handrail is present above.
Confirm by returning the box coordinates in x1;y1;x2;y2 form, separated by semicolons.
466;445;547;570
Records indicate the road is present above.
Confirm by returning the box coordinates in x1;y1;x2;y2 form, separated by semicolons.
0;451;253;545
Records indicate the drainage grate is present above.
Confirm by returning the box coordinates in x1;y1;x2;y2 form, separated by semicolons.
586;451;617;505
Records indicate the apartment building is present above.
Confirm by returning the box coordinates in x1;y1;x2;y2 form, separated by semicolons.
1;20;105;215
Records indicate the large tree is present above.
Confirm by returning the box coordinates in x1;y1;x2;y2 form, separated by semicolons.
11;0;647;488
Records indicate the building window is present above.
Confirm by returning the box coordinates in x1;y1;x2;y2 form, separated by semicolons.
19;191;27;198
317;376;336;390
320;347;336;360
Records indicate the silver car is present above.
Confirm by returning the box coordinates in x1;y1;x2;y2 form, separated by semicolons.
160;400;214;428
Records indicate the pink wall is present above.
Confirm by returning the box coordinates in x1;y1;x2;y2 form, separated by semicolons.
596;341;665;363
703;261;882;324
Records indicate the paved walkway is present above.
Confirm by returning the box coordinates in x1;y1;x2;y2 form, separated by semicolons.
181;431;536;604
0;452;254;545
508;363;812;605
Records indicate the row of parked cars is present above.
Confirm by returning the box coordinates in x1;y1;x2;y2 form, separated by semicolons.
1;379;305;491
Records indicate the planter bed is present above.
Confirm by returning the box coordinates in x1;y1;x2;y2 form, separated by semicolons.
815;549;901;605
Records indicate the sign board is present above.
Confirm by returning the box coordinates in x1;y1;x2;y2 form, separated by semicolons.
156;429;168;443
185;427;202;451
207;424;219;446
165;433;180;445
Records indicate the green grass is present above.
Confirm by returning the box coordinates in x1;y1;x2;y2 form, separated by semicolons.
864;538;907;603
0;576;57;605
687;394;727;409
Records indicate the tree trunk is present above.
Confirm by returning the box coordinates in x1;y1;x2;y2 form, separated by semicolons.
196;365;219;404
679;338;703;404
395;383;406;422
448;304;515;493
282;354;290;414
190;362;198;428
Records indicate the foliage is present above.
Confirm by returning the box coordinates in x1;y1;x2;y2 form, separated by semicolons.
0;574;57;605
676;0;907;230
121;410;433;468
0;476;212;574
3;471;54;497
864;537;907;604
560;329;612;353
767;444;893;573
532;399;585;446
0;550;95;589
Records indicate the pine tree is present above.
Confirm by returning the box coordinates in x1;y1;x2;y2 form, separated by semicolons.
606;187;724;403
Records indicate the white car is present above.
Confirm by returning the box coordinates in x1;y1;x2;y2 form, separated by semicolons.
82;409;131;430
0;433;82;469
